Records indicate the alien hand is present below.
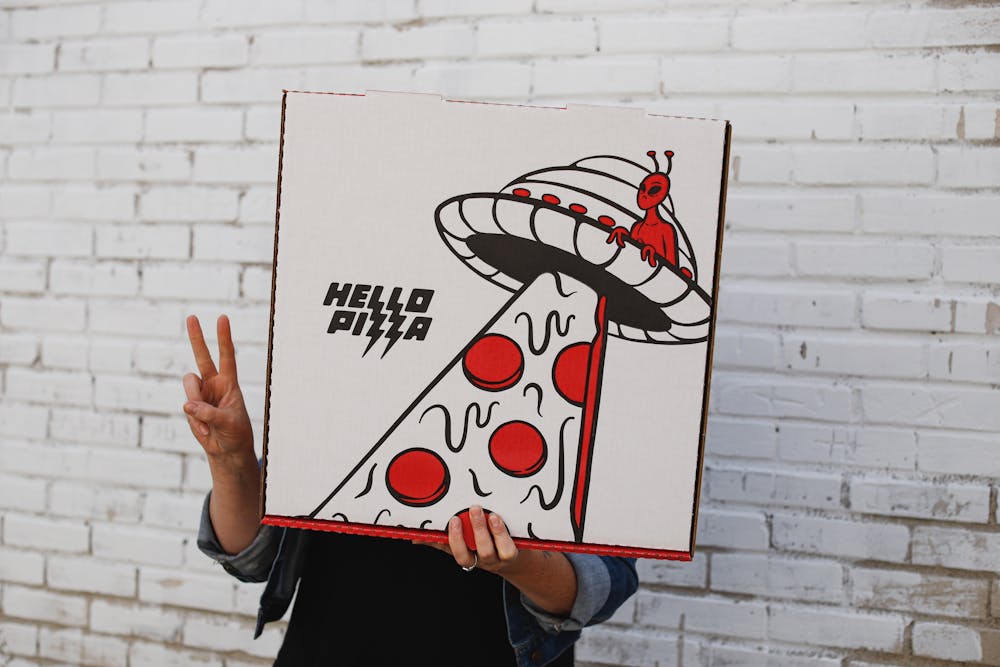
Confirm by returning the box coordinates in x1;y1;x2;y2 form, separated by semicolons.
641;245;658;267
606;227;630;248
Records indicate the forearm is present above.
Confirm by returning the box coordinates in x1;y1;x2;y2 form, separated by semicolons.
207;452;262;555
500;549;577;617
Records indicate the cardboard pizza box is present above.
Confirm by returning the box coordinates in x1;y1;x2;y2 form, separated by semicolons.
261;90;731;561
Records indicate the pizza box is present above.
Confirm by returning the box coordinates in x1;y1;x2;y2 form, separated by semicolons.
261;90;731;561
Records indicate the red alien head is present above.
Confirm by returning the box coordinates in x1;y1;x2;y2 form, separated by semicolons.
637;150;675;211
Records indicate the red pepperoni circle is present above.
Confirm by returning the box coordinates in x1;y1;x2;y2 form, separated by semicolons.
597;214;616;227
542;193;561;205
489;420;547;477
385;448;449;507
512;187;531;197
569;203;587;214
463;334;523;392
553;342;591;406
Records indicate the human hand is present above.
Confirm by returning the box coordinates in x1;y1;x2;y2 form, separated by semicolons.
182;314;255;466
413;505;520;574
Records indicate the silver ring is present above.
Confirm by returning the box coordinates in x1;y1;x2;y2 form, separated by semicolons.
461;553;478;572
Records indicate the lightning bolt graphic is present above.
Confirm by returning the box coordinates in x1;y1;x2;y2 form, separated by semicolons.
363;287;387;357
381;295;406;358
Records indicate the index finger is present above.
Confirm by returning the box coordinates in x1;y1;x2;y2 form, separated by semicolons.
217;314;238;380
186;315;218;380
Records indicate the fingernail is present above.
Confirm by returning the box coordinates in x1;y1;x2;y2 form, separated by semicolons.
489;514;502;530
183;402;195;414
449;517;459;530
199;423;210;435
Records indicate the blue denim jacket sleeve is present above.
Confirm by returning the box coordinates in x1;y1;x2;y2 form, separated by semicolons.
197;492;639;665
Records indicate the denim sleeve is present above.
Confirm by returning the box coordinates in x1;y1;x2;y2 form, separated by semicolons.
196;491;282;584
518;554;638;634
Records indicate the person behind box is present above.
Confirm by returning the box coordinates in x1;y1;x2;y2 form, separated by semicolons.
183;313;638;666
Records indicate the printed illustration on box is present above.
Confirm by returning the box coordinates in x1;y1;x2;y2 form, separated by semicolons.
307;149;712;546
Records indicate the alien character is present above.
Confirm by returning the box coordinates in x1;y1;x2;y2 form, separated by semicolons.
606;150;688;274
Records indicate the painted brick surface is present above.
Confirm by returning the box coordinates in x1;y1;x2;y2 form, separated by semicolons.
1;2;999;666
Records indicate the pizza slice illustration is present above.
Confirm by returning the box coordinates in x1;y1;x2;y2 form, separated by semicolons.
308;151;712;545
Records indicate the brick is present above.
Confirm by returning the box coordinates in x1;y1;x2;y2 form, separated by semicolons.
851;567;989;618
0;111;50;144
133;340;195;377
942;245;1000;283
707;645;841;667
302;63;415;98
38;628;128;667
636;552;707;589
861;293;952;333
10;5;100;39
9;147;95;181
0;185;51;218
794;146;934;186
0;621;38;657
718;286;855;328
152;34;248;69
796;241;934;280
142;263;241;300
599;16;728;54
962;103;1000;140
733;145;793;184
919;430;1000;476
718;101;853;141
850;477;990;522
6;367;92;407
104;71;198;106
2;586;87;626
201;68;302;104
711;553;843;603
97;147;190;182
637;591;767;639
50;260;139;296
0;404;48;439
139;567;234;612
863;194;999;236
928;342;1000;384
413;63;530;99
575;627;677;667
733;11;866;51
47;556;137;597
104;0;201;34
912;622;982;661
42;336;92;371
707;466;842;511
140;186;239;223
720;238;792;277
0;43;55;75
858;103;961;141
89;336;137;373
912;526;1000;572
726;194;855;233
182;614;284;657
95;373;185;415
479;18;595;58
244;107;281;143
769;605;904;651
242;266;274;300
92;524;185;567
712;377;852;423
862;383;1000;433
663;55;790;94
771;514;908;562
535;58;659;97
49;409;137;448
192;146;276;184
250;28;357;65
95;223;189;259
782;335;925;380
12;74;101;108
129;641;223;667
0;296;86;332
362;24;474;61
52;186;136;221
712;330;781;371
793;53;936;93
777;424;916;471
49;481;143;523
142;415;197;453
90;599;183;641
192;225;275;263
0;258;46;293
705;416;778;459
696;509;768;551
0;546;44;585
939;147;1000;189
940;51;1000;92
144;109;243;144
201;0;304;27
0;333;38;365
3;514;90;553
58;38;149;72
142;491;204;531
50;109;142;144
867;7;1000;48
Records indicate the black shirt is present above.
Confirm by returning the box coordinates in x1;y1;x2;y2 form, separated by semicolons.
274;531;574;667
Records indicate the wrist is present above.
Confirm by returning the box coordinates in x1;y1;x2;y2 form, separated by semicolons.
207;449;259;485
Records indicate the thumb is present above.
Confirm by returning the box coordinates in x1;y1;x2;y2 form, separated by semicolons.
183;401;224;426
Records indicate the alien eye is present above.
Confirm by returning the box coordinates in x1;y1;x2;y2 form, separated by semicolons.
639;183;646;193
648;185;662;196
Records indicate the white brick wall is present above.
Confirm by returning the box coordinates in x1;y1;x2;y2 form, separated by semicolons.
1;2;999;666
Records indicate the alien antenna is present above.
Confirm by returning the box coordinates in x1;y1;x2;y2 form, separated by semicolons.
646;150;659;172
664;150;675;176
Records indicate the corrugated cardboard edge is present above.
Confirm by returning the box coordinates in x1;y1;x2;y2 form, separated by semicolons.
687;121;733;558
260;90;730;560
